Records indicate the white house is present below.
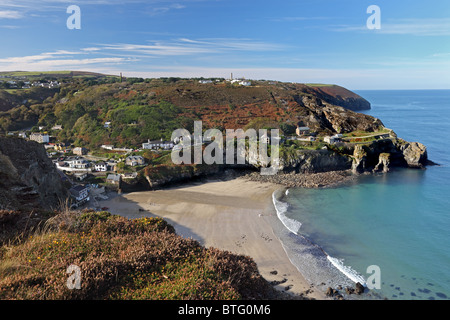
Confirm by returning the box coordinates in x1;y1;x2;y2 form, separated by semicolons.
101;144;114;150
142;139;174;150
104;122;111;128
324;134;343;144
68;159;90;169
95;162;108;172
239;80;252;86
69;185;90;208
29;133;50;143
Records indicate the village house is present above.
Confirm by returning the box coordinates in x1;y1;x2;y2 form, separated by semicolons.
29;132;50;143
125;155;145;167
94;161;108;172
296;126;310;136
106;173;121;185
106;160;118;171
121;172;138;179
54;142;70;151
298;136;316;142
73;172;88;181
101;144;115;150
68;158;91;170
324;134;343;144
69;185;90;208
73;147;88;156
142;139;174;150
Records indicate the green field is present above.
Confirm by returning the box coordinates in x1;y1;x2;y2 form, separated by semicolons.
305;83;336;87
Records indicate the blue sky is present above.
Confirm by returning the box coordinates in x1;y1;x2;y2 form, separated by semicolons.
0;0;449;89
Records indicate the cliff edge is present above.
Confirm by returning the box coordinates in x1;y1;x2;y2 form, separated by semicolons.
0;137;68;211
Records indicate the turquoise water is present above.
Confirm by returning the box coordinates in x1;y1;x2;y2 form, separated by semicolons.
278;90;450;300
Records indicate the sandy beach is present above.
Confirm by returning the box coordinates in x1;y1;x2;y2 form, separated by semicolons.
97;177;326;300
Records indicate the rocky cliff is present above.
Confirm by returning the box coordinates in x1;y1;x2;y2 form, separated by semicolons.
0;137;69;211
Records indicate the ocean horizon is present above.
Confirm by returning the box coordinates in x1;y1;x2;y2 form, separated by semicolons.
271;89;450;300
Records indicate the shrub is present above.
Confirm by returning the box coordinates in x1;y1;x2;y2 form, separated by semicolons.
0;211;275;300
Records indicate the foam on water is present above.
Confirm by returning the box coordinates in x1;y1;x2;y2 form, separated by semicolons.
271;190;363;289
272;190;301;235
326;256;367;286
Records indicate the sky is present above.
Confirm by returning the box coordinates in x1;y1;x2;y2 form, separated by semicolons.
0;0;449;90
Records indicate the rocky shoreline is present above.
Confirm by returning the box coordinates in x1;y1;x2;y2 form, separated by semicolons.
242;169;358;189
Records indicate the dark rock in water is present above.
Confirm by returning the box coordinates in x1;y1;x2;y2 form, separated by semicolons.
410;292;417;297
335;294;344;300
436;292;448;299
418;288;431;294
392;295;398;298
428;296;435;300
345;287;355;295
326;287;339;297
395;287;401;291
355;282;365;295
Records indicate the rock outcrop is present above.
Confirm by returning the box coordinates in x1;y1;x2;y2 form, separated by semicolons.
352;145;368;173
373;153;391;173
399;141;428;168
0;137;68;211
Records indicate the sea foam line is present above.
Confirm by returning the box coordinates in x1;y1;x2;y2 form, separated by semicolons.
272;189;366;287
272;190;301;235
327;256;367;286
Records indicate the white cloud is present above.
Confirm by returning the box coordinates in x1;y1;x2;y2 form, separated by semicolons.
333;18;450;36
0;49;133;71
0;10;23;19
97;38;285;57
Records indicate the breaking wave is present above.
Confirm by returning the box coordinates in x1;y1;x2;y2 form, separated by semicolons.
272;190;301;235
327;256;367;286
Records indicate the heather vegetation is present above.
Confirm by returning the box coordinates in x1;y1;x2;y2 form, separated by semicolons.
0;210;279;300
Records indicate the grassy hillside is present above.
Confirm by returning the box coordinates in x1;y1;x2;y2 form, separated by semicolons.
0;75;377;149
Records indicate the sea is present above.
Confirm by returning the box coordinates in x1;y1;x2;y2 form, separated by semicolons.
271;90;450;300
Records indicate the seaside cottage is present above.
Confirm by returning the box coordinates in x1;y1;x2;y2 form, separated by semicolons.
29;133;50;144
69;185;90;208
142;139;175;150
125;155;146;167
73;147;88;156
296;126;310;136
95;161;108;172
106;173;121;185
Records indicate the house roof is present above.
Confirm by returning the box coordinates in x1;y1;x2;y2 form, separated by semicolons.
107;174;121;181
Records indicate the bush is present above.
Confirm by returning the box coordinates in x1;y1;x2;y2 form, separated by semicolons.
0;211;275;300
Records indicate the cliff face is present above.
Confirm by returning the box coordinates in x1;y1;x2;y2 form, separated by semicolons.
0;137;68;211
